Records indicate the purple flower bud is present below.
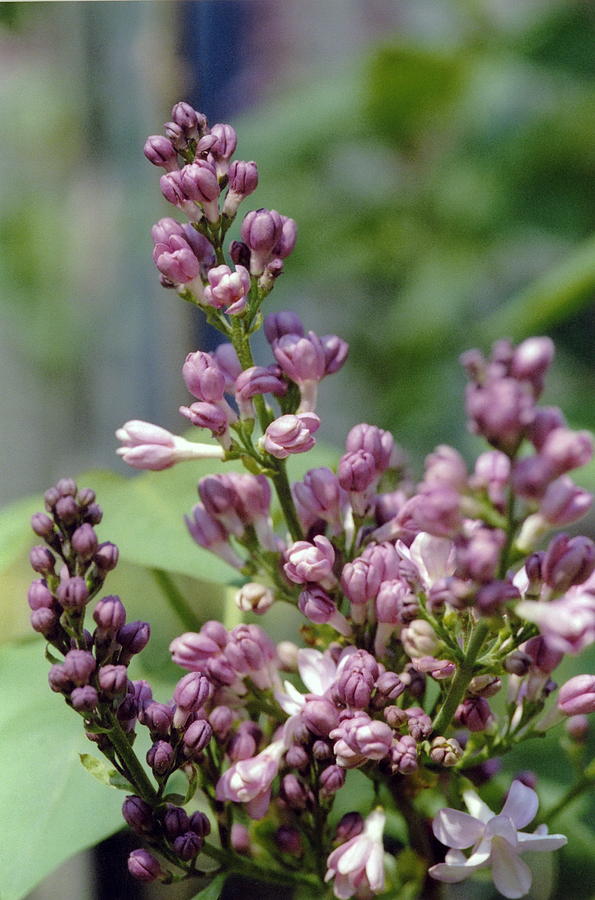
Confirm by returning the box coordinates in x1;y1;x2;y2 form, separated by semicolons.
376;579;418;625
98;664;128;698
330;713;393;767
127;849;164;883
529;406;566;450
31;607;58;636
224;160;259;215
404;706;432;741
174;830;203;861
235;366;287;417
174;672;213;712
522;636;563;674
122;795;154;834
424;445;468;491
139;701;173;736
55;495;80;524
262;412;320;459
264;310;305;344
28;580;54;610
180;160;220;208
272;215;298;259
456;528;505;583
286;745;310;768
476;580;521;615
284;535;336;587
338;450;377;495
224;624;276;689
558;674;595;715
228;727;257;762
63;650;96;686
203;264;250;314
512;454;556;500
171;101;204;136
429;736;463;767
93;595;127;635
241;208;284;273
29;546;56;575
275;825;302;856
273;331;326;388
346;424;395;476
510;337;555;396
183;718;213;757
118;621;151;658
179;401;232;440
542;534;595;592
294;467;343;528
540;427;593;476
335;650;378;709
56;576;89;610
161;804;190;840
44;487;60;510
70;685;99;712
373;672;405;706
144;135;178;171
31;512;55;539
390;735;418;774
465;378;535;454
93;542;119;572
70;524;98;561
319;764;346;797
302;698;340;738
341;558;382;606
147;740;175;776
335;812;364;843
48;664;72;693
56;477;77;497
504;650;532;676
189;810;211;837
455;696;493;732
540;476;592;526
182;351;226;403
229;239;251;268
320;334;349;375
471;450;510;509
281;774;312;810
210;122;237;159
209;705;234;741
398;487;462;539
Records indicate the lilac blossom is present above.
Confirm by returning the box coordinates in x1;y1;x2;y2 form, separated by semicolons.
116;420;224;470
215;737;286;819
203;264;251;315
324;808;385;899
261;413;320;459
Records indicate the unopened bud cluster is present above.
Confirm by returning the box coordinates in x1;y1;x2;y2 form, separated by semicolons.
28;101;594;899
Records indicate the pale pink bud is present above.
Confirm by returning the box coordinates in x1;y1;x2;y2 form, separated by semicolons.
262;413;320;459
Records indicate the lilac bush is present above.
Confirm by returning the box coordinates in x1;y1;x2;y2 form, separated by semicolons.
26;101;595;899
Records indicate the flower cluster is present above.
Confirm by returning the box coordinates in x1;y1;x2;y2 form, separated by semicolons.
27;101;595;900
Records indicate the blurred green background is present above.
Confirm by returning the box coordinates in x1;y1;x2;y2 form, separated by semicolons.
0;1;593;899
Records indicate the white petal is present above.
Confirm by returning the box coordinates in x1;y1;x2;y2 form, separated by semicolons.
463;789;494;823
428;862;477;884
409;532;455;587
337;838;369;875
365;846;385;891
500;780;539;830
517;831;567;853
491;837;533;898
433;809;485;849
364;808;386;842
332;873;356;899
485;815;519;847
275;680;306;715
298;648;337;695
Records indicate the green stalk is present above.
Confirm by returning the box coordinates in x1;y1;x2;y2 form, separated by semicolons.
105;711;159;802
150;568;201;632
432;620;490;735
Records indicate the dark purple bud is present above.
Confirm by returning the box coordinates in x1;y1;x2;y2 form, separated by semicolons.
56;477;77;497
302;698;340;738
476;580;520;615
525;551;544;585
144;135;178;170
522;636;563;674
127;849;163;883
139;701;173;736
529;407;566;451
93;541;119;572
29;546;56;575
98;664;128;697
71;524;98;561
285;745;310;769
373;672;405;707
275;825;302;856
280;774;311;811
162;804;190;839
174;672;213;712
241;208;283;254
465;378;535;454
147;740;175;776
542;534;595;592
228;160;258;196
405;706;432;741
31;607;58;635
189;810;211;837
55;495;80;525
48;663;72;693
512;455;556;500
504;650;532;676
117;621;151;658
228;727;257;762
455;696;493;732
77;488;96;507
63;649;96;686
31;512;55;539
338;450;377;493
58;576;89;610
28;580;54;610
122;795;154;834
310;740;331;762
319;765;345;797
264;310;305;344
183;718;213;757
208;705;233;741
173;830;202;861
210;122;237;161
70;685;98;712
84;503;103;525
229;240;251;268
335;650;379;709
335;812;364;843
93;595;126;635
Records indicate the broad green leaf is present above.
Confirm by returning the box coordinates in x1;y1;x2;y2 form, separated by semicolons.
190;872;227;899
79;754;131;792
0;640;124;900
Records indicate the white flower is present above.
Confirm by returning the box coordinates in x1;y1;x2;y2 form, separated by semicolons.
397;532;455;590
325;808;386;899
274;646;356;715
429;781;567;898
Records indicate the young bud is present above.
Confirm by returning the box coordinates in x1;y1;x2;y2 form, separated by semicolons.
127;849;164;883
57;576;89;610
93;542;119;572
71;524;98;561
29;546;56;575
63;649;96;686
122;795;154;834
183;718;213;757
31;512;55;539
70;685;99;712
558;675;595;715
147;740;175;776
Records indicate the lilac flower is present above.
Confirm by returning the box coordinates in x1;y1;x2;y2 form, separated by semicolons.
345;424;394;475
116;420;224;470
261;413;320;459
236;582;275;615
144;135;178;171
224;160;259;216
298;586;352;636
215;737;286;819
264;310;304;344
203;264;251;315
429;781;567;899
293;467;344;532
557;674;595;715
182;351;226;403
273;331;326;411
234;366;287;419
185;504;244;569
330;713;393;768
284;535;336;589
324;808;385;899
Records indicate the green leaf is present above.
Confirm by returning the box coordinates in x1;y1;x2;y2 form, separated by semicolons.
79;754;131;791
0;640;124;900
190;872;227;899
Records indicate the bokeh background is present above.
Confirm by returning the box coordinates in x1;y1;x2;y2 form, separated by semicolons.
0;1;594;898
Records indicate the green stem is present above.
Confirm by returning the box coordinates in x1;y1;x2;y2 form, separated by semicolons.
542;771;595;826
432;620;490;735
105;711;159;802
201;841;320;887
150;568;201;631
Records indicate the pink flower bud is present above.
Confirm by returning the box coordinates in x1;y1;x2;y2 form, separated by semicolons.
284;535;336;587
262;413;320;459
558;674;595;715
540;476;592;526
144;135;178;171
183;351;226;402
264;310;305;344
203;264;251;314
